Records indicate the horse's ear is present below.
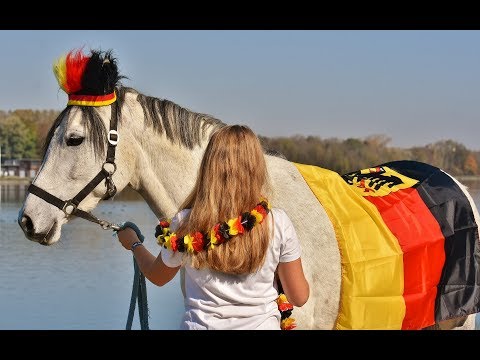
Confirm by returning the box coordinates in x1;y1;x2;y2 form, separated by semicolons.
102;50;126;93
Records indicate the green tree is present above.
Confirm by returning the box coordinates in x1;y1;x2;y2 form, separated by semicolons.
11;109;58;157
0;115;37;159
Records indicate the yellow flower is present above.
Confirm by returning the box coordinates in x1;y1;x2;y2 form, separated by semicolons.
251;209;263;224
209;230;217;249
184;234;194;253
276;294;288;305
163;234;174;250
227;217;239;236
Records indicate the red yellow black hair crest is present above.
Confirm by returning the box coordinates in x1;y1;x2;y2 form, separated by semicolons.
53;48;123;106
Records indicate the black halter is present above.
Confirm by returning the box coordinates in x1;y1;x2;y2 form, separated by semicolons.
27;102;121;230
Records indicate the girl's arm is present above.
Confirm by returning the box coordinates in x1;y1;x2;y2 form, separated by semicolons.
277;257;310;307
117;227;180;287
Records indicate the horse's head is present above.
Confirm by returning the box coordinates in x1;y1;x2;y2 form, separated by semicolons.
18;48;134;245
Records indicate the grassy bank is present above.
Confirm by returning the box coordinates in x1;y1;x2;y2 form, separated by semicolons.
0;176;32;184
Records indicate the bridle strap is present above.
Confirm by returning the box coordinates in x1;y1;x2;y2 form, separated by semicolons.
71;101;119;205
27;183;115;228
106;102;118;164
28;183;65;210
71;171;110;206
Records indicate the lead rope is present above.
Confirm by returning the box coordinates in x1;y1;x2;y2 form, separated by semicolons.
116;221;150;330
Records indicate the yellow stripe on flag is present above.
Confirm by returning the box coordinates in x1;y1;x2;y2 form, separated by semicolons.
294;163;406;329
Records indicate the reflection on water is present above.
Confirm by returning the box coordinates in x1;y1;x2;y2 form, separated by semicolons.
0;182;29;204
2;180;480;329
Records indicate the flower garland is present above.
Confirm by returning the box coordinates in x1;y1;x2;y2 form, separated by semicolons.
277;294;296;330
155;199;271;253
155;199;297;330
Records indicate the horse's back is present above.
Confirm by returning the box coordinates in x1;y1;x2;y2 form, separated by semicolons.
269;157;480;329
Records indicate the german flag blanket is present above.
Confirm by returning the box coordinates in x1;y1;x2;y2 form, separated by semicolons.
294;160;480;330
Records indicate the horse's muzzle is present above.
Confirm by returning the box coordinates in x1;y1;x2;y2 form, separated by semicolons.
18;211;53;245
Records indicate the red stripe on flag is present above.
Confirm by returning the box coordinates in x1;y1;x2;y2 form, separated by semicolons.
366;188;446;329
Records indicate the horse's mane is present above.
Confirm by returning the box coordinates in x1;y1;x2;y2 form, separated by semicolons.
43;86;226;159
127;87;225;149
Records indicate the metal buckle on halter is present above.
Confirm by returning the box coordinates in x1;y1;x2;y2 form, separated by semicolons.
108;130;119;146
102;162;117;200
102;162;117;175
62;200;77;216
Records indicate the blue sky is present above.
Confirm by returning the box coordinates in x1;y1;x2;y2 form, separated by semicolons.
1;30;479;150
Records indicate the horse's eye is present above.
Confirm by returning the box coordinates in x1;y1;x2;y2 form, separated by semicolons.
66;136;84;146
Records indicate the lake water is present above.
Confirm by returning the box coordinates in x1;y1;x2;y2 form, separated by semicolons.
0;184;184;330
2;179;480;330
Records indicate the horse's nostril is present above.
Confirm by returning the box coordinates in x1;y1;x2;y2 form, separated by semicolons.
21;216;34;235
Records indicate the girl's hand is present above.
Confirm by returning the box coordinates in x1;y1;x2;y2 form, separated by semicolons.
117;227;140;250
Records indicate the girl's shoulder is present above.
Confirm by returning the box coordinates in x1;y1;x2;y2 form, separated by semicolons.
269;207;292;225
270;207;288;218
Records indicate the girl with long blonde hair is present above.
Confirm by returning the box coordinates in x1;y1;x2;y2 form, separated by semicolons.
118;125;309;329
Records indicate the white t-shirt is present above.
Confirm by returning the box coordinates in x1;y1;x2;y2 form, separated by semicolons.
161;207;301;330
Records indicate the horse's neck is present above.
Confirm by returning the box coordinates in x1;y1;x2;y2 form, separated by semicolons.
135;141;206;219
125;103;214;219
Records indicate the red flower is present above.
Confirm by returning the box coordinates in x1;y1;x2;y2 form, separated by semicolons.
227;216;245;236
254;205;268;220
278;302;293;312
276;294;293;311
234;215;245;234
192;232;205;252
281;318;297;330
159;220;170;228
212;223;224;244
170;235;179;251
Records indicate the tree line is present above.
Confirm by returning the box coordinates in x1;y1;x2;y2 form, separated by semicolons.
260;134;480;176
1;109;479;176
0;109;57;159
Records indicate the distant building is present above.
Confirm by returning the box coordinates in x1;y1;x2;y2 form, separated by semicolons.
0;158;42;178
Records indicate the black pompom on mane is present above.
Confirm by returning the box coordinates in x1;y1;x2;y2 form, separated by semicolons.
78;50;126;95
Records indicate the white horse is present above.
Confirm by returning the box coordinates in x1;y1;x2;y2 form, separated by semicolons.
18;85;478;330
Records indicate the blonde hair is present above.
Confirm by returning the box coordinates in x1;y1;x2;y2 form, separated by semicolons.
176;125;272;275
